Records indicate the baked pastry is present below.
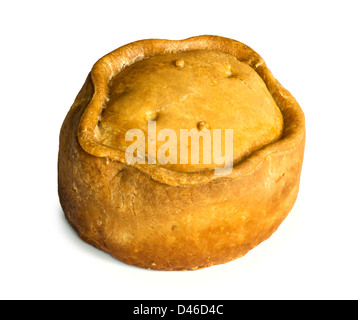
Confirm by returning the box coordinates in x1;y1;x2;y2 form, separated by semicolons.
58;35;305;270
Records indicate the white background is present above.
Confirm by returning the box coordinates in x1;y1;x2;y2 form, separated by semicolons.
1;0;357;300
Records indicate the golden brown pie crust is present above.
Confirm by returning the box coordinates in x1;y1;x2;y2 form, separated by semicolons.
99;49;283;173
58;35;305;270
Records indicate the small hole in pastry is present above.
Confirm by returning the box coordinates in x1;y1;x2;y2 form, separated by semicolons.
174;59;185;68
197;121;209;131
145;110;159;121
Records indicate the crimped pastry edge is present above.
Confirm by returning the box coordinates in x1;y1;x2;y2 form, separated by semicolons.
77;35;305;186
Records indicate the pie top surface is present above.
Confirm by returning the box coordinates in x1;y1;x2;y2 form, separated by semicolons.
94;49;283;172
